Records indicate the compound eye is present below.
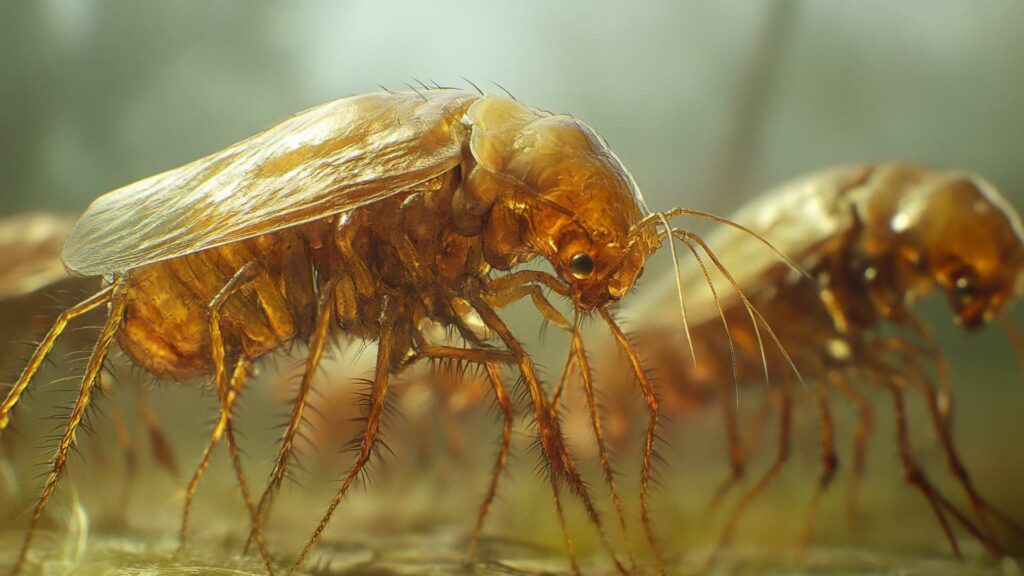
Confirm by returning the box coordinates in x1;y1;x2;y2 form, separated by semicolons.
569;253;595;279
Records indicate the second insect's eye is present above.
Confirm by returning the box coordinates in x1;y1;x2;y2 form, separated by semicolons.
569;253;595;279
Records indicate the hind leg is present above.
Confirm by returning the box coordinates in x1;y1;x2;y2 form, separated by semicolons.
289;298;398;575
0;285;114;430
707;379;793;568
249;277;340;549
6;282;126;576
798;378;838;556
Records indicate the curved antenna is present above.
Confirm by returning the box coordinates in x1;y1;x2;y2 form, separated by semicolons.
680;229;805;389
1000;315;1024;375
635;207;813;284
675;232;741;411
657;214;697;368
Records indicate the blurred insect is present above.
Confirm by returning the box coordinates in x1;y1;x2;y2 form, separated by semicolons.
0;88;794;575
620;163;1024;561
0;213;178;484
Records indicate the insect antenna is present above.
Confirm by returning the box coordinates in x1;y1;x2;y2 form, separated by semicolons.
638;208;814;284
672;231;741;411
657;214;697;369
681;230;806;390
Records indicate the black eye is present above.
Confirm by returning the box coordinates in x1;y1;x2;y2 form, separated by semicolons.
955;276;977;300
569;253;595;279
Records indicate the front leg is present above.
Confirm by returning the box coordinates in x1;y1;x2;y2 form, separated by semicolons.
467;293;628;575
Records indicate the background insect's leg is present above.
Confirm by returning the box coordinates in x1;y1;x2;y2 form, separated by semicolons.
599;308;666;574
886;381;971;559
706;375;745;512
798;379;839;557
830;369;873;539
136;390;179;478
107;393;139;526
878;338;1015;550
465;362;514;562
7;284;126;576
250;277;340;549
469;294;628;576
0;284;114;430
571;322;638;572
290;298;398;575
708;378;793;568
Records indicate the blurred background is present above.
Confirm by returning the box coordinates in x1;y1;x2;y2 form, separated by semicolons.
1;1;1023;574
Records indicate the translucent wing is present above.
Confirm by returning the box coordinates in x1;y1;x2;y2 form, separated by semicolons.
634;164;873;326
63;90;480;276
0;213;78;300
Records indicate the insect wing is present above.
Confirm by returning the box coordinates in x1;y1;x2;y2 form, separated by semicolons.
63;90;480;276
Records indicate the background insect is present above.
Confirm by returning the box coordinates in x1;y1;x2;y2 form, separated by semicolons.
0;213;179;522
610;163;1024;562
0;88;766;575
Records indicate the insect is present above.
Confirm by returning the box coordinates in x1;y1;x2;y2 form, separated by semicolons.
0;88;779;575
618;163;1024;561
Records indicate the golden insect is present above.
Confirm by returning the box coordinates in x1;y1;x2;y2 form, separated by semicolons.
0;88;785;575
618;163;1024;561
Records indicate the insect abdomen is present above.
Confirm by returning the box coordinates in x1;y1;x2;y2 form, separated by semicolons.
117;226;327;381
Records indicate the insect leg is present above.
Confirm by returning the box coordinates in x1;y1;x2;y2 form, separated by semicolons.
177;356;251;548
830;369;873;538
887;381;966;559
465;362;514;562
470;294;628;576
0;284;114;430
570;317;638;571
250;276;340;550
797;378;839;557
707;378;793;568
136;390;179;478
878;338;1018;547
188;262;276;573
598;308;665;574
7;282;126;576
290;298;398;575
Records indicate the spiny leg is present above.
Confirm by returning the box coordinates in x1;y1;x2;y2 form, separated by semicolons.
465;362;514;561
708;380;793;568
551;472;583;576
599;308;665;574
199;262;276;574
471;294;627;576
570;318;637;571
830;369;872;538
7;283;125;576
250;277;339;549
178;262;255;544
798;379;839;557
289;299;397;575
490;277;637;569
178;356;250;548
0;285;115;430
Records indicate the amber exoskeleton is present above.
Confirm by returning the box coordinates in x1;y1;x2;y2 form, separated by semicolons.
0;89;761;575
618;163;1024;561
